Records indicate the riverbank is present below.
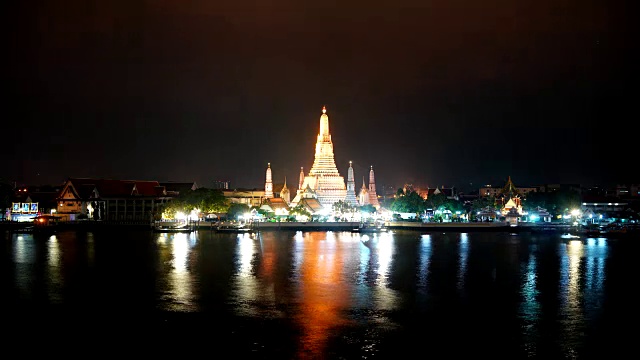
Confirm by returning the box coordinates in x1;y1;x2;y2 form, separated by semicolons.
2;220;637;238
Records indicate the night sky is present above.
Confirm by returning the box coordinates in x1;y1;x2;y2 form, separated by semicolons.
4;1;634;192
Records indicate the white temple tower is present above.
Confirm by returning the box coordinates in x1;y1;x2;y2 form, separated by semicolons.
368;165;380;208
358;176;369;206
280;177;290;204
265;162;273;199
298;167;304;191
345;161;357;206
299;106;347;208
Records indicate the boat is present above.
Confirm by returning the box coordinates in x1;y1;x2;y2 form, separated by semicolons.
352;222;388;233
573;223;634;239
33;215;62;227
153;220;193;233
560;233;581;239
215;222;255;233
30;215;63;233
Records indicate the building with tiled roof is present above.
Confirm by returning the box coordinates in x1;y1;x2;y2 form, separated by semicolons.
418;186;458;201
262;197;290;216
159;182;198;196
528;206;552;222
56;178;174;221
297;197;324;215
222;188;265;207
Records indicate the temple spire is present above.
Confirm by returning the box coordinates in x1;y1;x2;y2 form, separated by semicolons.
302;105;346;208
502;176;518;198
298;167;304;190
358;176;369;205
368;165;380;208
280;176;290;204
319;105;330;138
265;162;273;198
345;161;357;205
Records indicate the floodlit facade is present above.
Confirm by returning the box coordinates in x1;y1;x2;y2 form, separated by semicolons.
344;161;357;206
292;106;347;209
269;106;381;213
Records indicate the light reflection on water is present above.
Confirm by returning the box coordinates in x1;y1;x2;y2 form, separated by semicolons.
156;232;198;312
418;234;432;289
457;233;469;291
292;231;356;357
3;229;623;358
361;231;398;313
47;235;62;304
13;234;35;299
520;245;540;356
233;232;263;317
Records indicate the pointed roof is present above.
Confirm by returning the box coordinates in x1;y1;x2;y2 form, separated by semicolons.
302;183;317;199
158;182;197;194
298;197;324;214
272;183;286;193
275;178;290;196
501;176;519;197
63;178;167;199
530;206;550;216
262;197;290;212
504;198;518;209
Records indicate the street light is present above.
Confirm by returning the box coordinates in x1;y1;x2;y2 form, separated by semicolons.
570;209;581;226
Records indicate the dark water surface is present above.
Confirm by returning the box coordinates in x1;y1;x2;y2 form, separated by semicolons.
1;229;636;358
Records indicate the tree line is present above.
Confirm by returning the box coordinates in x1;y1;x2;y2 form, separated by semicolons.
386;187;583;221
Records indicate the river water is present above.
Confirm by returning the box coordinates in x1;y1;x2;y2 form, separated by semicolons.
1;229;635;358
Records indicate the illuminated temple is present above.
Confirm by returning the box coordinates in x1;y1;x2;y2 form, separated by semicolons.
268;106;379;210
293;106;347;208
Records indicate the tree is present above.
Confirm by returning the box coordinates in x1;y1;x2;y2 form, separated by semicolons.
523;191;549;211
359;204;377;214
227;203;250;220
333;200;357;220
471;196;499;218
161;188;229;219
551;189;582;214
390;189;426;214
289;203;311;219
253;204;272;219
523;189;581;217
425;193;447;212
182;188;228;213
